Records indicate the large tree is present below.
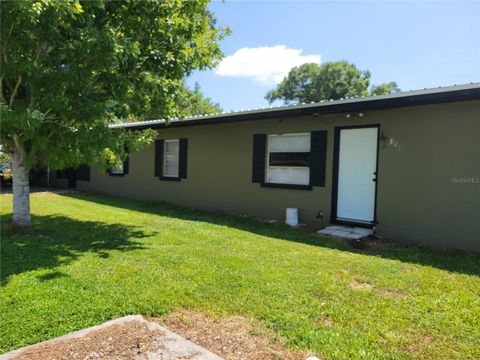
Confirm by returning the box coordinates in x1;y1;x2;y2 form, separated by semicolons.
370;81;401;96
137;80;222;120
265;61;400;104
174;81;222;117
0;0;227;225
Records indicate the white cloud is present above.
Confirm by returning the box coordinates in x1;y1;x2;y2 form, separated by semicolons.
214;45;321;86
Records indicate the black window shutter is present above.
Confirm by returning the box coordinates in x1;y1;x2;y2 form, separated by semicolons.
252;134;266;183
76;165;90;181
310;130;328;187
122;145;130;175
154;139;164;177
179;138;188;179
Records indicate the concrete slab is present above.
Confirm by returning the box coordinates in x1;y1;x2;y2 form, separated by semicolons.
0;315;223;360
317;225;373;240
354;227;374;235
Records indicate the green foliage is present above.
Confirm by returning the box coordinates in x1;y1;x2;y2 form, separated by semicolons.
0;146;11;164
265;61;400;104
134;80;222;121
1;193;479;358
370;81;401;96
0;0;227;169
174;82;222;117
1;168;12;181
0;153;10;164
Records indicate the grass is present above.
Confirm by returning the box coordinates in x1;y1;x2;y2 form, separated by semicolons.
1;192;479;359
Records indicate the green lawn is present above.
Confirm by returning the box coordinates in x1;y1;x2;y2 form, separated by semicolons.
1;192;479;359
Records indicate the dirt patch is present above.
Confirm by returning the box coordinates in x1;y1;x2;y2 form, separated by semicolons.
380;289;408;299
152;310;310;360
358;237;393;251
14;321;165;360
319;318;334;328
401;334;436;356
350;280;407;299
350;280;375;291
11;313;315;360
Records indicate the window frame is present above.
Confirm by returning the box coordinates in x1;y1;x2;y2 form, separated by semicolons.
263;132;312;189
109;159;125;177
161;138;181;180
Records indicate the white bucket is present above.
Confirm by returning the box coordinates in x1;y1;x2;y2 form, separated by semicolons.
285;208;299;227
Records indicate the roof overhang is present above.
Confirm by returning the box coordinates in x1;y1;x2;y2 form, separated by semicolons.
110;83;480;131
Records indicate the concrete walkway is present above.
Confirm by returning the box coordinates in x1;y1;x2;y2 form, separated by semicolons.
0;315;222;360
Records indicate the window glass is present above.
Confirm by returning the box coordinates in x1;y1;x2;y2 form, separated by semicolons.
266;167;310;185
268;134;310;152
110;159;124;174
164;139;179;177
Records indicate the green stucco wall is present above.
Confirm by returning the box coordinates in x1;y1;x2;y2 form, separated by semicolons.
78;100;480;251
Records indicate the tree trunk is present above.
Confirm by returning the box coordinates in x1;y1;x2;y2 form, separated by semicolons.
11;149;31;226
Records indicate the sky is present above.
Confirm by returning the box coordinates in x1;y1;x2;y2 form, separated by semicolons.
186;0;480;112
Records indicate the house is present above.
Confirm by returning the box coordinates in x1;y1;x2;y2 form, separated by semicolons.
54;83;480;252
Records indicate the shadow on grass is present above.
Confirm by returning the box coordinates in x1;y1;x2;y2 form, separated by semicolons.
66;192;480;276
1;213;154;285
36;271;69;282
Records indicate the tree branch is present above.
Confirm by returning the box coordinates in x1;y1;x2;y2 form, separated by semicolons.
26;42;48;109
35;41;48;63
0;75;4;103
2;24;14;64
28;82;35;109
9;75;22;107
42;120;73;129
12;134;27;160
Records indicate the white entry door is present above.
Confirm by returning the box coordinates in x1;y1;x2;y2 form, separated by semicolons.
336;127;378;223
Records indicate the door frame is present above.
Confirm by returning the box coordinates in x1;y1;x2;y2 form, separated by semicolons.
330;124;380;228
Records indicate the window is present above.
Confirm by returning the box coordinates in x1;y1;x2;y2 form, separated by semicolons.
252;131;327;189
163;139;180;178
110;159;124;175
266;133;311;185
155;138;188;181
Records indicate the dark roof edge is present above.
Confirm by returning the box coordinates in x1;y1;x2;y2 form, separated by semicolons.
111;83;480;131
